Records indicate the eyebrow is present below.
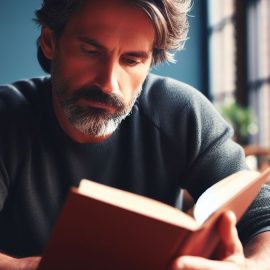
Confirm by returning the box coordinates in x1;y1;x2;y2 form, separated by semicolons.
125;51;151;60
78;36;105;50
78;36;152;59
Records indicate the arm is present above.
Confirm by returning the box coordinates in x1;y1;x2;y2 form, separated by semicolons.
170;211;270;270
0;253;41;270
244;231;270;269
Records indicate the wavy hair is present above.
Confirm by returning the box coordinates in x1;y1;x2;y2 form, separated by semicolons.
34;0;191;73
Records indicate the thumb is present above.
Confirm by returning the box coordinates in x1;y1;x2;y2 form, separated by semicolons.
216;211;244;259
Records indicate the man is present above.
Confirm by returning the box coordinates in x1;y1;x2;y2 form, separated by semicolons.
0;0;270;269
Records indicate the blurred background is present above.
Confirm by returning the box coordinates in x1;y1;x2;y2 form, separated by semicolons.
0;0;270;169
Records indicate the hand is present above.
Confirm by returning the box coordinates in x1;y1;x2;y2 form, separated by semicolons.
170;211;255;270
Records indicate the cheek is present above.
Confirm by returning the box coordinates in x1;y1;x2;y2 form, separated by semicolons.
119;65;150;102
54;44;97;90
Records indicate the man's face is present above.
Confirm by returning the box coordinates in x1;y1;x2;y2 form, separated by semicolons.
43;1;155;140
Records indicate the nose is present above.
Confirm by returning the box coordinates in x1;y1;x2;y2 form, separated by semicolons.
95;58;120;94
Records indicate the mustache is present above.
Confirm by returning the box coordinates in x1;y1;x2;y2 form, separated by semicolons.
67;86;125;109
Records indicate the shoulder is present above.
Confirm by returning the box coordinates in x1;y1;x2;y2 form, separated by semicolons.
0;76;52;136
138;73;228;140
141;73;202;108
140;73;215;120
0;76;51;113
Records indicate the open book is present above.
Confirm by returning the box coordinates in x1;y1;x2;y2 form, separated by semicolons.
38;168;270;270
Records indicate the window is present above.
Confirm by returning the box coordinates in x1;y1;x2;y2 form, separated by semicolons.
208;0;236;104
208;0;270;147
247;0;270;146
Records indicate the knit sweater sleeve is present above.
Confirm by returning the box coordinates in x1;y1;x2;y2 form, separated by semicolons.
142;74;248;196
237;185;270;244
142;74;270;243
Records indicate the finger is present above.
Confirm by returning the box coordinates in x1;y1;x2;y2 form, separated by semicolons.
218;211;244;258
170;255;238;270
16;256;42;270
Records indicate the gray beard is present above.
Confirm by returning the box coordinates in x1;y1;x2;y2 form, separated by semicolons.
63;98;137;137
57;85;142;137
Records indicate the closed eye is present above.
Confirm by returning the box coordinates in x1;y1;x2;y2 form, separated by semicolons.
122;57;141;66
81;46;99;56
121;52;150;67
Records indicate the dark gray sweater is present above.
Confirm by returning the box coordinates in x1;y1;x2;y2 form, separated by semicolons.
0;74;269;257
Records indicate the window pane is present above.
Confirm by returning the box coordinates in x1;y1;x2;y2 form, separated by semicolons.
208;0;235;26
208;0;236;104
248;0;270;146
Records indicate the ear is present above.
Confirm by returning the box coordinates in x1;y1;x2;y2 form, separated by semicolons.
40;27;56;60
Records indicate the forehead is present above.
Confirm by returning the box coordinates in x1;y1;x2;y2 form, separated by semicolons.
62;0;155;50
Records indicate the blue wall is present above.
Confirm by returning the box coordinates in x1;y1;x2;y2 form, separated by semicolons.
0;1;203;91
152;1;203;91
0;0;44;84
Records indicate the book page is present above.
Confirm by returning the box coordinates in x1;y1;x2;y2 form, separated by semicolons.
193;169;270;225
78;179;200;230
